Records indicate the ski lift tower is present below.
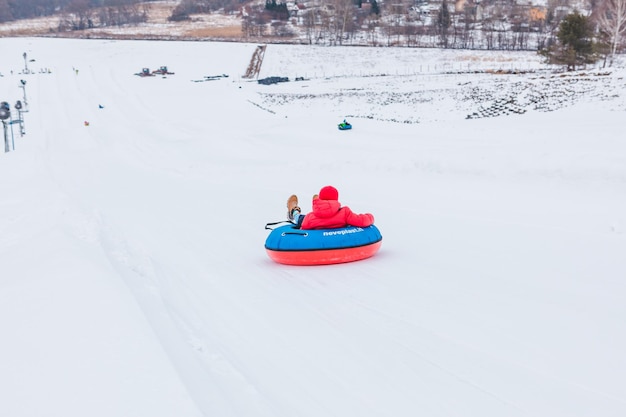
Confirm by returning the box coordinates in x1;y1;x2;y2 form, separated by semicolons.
243;45;267;79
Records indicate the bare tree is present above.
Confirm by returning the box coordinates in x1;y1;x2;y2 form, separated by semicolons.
385;2;405;46
332;0;357;45
98;0;147;27
457;3;476;49
62;0;93;30
595;0;626;58
240;6;265;38
0;0;13;23
436;0;451;48
363;13;380;46
300;8;316;44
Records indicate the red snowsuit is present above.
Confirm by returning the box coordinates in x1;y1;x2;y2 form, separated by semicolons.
300;198;374;230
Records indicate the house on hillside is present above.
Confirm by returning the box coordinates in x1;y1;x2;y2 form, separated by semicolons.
409;2;441;22
286;2;306;17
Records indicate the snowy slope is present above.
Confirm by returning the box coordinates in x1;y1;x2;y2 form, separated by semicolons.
1;38;625;417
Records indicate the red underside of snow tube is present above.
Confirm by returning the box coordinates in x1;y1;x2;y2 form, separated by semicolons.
266;241;382;266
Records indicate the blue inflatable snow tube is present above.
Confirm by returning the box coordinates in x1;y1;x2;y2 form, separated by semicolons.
265;224;382;265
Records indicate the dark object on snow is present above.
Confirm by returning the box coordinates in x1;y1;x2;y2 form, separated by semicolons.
258;76;289;85
135;68;155;77
153;66;174;75
205;74;229;81
191;74;229;83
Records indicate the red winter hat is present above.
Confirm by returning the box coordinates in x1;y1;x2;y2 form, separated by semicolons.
319;185;339;201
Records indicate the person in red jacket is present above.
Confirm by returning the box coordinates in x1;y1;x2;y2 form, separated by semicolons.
287;185;375;230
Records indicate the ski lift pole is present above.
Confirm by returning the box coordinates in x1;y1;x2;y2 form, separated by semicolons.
9;116;15;150
2;121;8;153
0;102;10;152
19;80;27;107
15;101;25;136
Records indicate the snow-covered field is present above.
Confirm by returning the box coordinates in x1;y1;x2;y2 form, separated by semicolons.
1;37;625;417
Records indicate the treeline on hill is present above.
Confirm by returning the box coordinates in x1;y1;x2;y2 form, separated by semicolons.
0;0;154;27
179;0;623;59
1;0;624;68
169;0;242;21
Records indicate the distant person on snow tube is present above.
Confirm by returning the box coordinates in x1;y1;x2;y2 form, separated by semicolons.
286;185;374;230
